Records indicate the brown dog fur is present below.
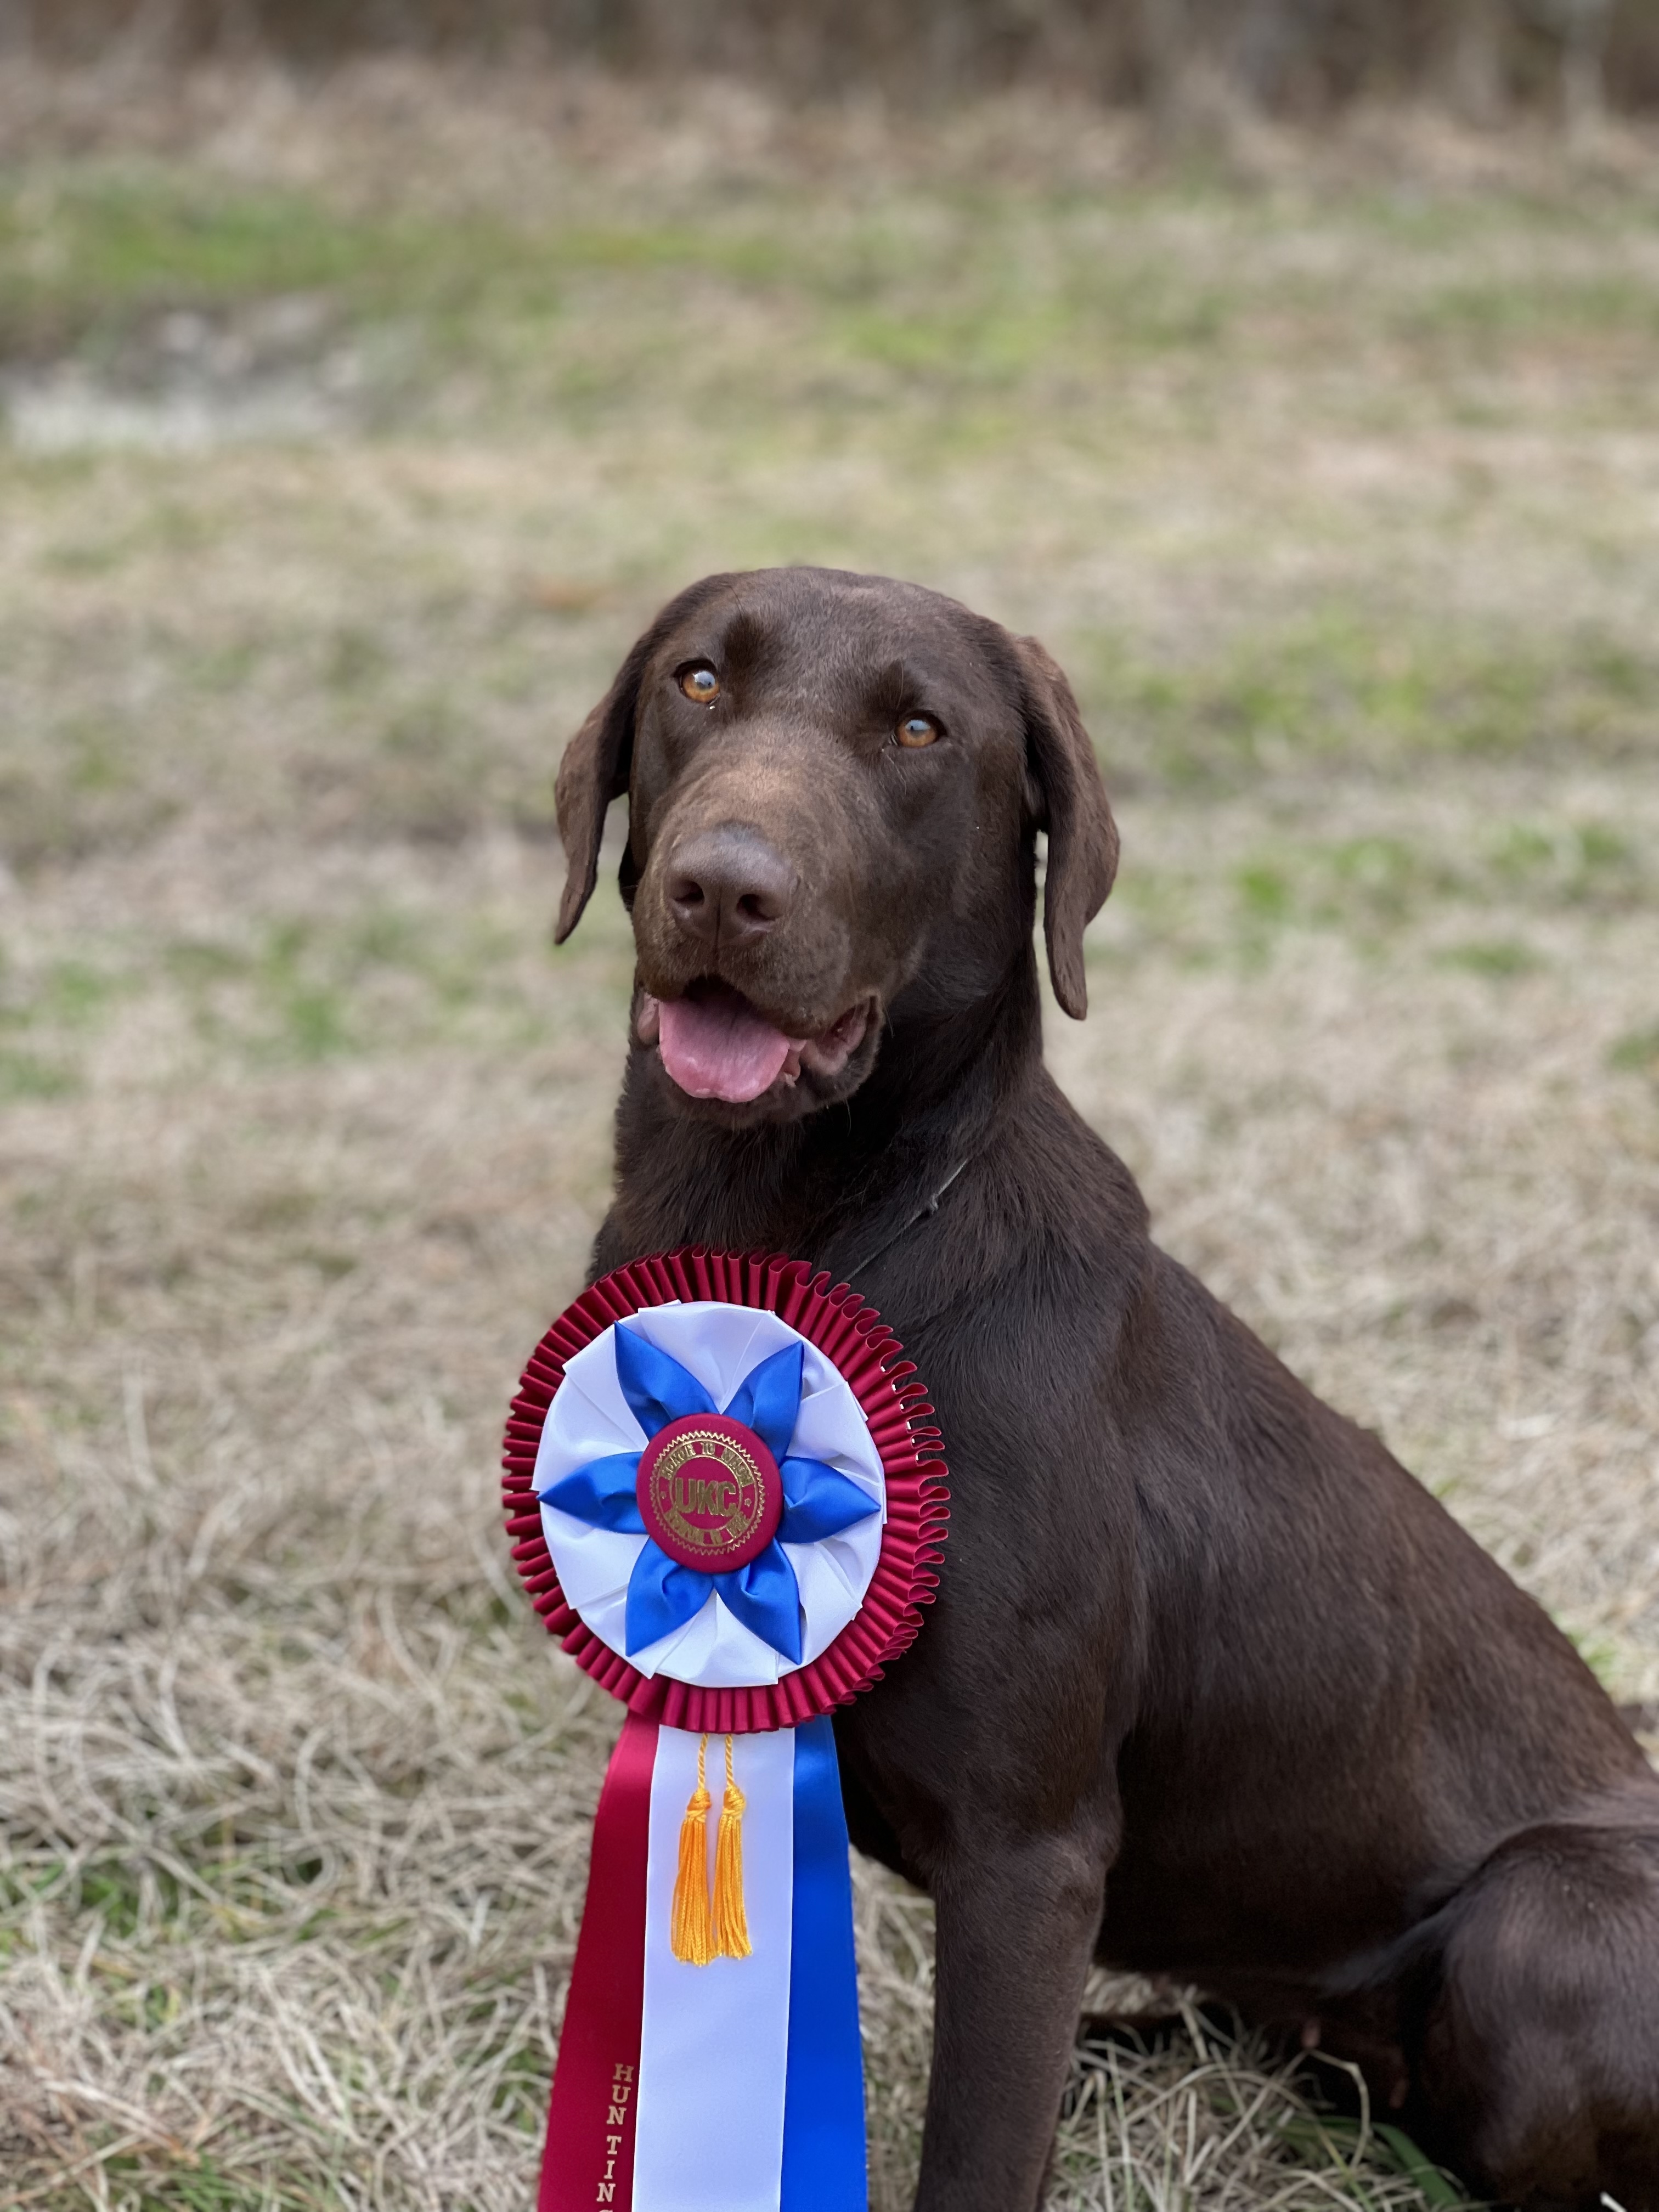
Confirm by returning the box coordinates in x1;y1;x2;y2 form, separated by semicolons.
553;566;1659;2212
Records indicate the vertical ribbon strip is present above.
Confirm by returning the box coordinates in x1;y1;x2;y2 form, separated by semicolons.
539;1709;658;2212
635;1728;797;2211
781;1718;868;2212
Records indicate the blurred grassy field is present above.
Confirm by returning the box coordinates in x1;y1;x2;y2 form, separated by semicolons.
2;66;1657;2212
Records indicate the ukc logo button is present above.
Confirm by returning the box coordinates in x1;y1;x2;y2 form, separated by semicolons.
635;1413;783;1574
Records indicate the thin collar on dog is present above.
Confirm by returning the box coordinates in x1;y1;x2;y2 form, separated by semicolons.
840;1156;969;1282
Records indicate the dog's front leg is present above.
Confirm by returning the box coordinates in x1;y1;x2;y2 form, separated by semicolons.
916;1821;1113;2212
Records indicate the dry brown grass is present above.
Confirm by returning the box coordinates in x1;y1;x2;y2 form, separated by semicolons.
2;62;1657;2212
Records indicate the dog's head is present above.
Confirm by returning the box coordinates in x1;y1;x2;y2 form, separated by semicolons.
554;566;1118;1125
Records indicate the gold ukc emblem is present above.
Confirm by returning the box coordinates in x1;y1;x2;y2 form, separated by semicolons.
648;1429;766;1558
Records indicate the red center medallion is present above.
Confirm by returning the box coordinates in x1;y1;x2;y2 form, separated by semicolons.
635;1413;782;1574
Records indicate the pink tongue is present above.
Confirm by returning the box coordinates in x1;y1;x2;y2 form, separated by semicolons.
658;994;798;1103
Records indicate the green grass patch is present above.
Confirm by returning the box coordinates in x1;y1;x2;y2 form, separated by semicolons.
30;2146;328;2212
162;906;560;1068
10;162;1652;431
1097;803;1656;972
1;954;135;1028
0;727;182;871
2;1832;353;1950
0;1043;78;1098
1437;939;1544;978
1610;1023;1659;1077
1281;820;1647;933
0;170;548;360
1077;611;1659;788
1396;272;1659;352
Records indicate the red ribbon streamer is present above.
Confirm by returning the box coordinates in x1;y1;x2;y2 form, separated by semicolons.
539;1712;658;2212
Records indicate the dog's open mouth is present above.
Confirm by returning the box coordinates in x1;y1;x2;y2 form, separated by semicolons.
637;981;873;1104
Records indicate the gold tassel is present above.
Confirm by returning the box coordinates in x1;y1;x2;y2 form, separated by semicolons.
670;1735;714;1966
712;1734;753;1960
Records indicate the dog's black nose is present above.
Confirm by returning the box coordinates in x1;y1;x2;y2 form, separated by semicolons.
666;829;797;949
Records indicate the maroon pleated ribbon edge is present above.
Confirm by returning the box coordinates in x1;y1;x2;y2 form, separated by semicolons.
501;1248;950;1735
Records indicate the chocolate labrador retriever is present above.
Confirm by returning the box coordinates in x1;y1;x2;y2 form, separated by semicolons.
552;565;1659;2211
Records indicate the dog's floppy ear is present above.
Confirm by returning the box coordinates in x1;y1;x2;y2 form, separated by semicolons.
553;649;647;944
1015;635;1119;1019
554;575;736;943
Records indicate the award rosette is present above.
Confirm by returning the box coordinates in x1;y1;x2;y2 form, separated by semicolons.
502;1250;949;2212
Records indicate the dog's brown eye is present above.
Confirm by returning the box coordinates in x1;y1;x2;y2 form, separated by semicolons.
896;713;939;748
679;664;721;704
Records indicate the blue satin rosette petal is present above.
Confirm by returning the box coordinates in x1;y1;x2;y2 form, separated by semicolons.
540;1325;880;1665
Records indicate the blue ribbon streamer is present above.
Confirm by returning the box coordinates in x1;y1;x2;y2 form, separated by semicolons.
781;1718;868;2212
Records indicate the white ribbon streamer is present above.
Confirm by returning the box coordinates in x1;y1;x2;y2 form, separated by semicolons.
634;1726;798;2212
